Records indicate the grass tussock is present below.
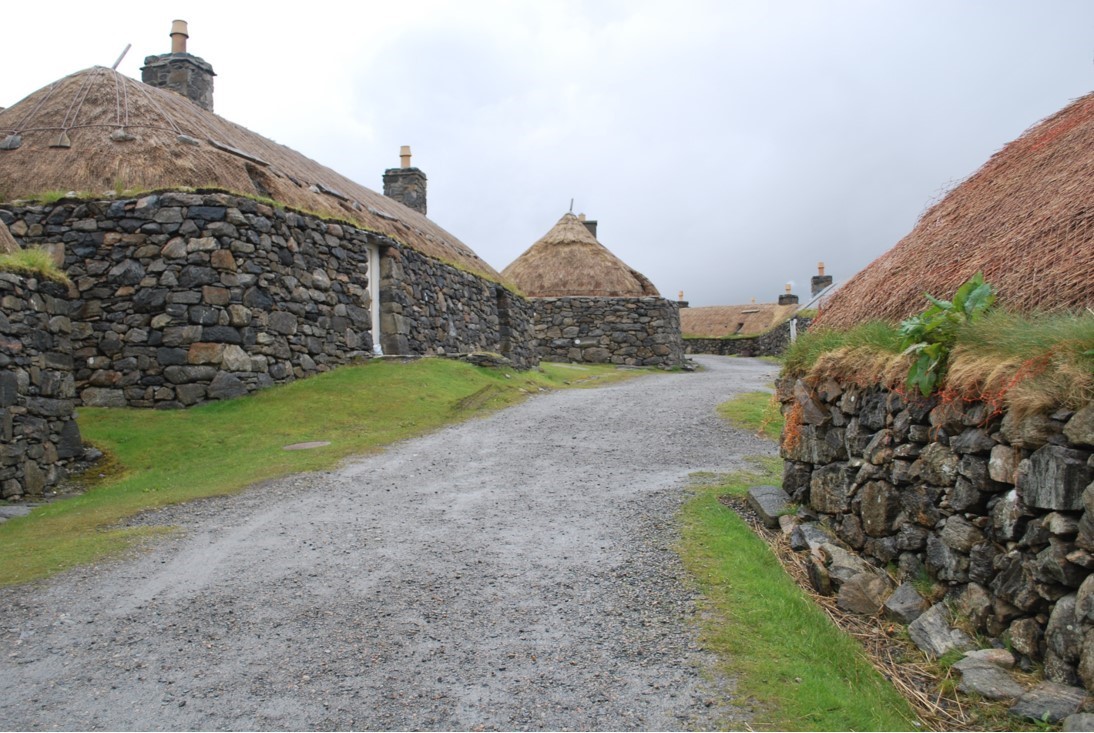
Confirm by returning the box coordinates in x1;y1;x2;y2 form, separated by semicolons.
784;311;1093;415
0;247;70;283
0;359;642;587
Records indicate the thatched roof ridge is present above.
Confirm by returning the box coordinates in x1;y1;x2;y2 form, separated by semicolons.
501;213;660;298
680;303;798;338
0;67;503;281
818;92;1094;329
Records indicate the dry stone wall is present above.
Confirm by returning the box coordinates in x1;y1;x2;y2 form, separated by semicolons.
778;376;1094;691
530;296;685;368
684;316;812;357
0;274;83;499
0;192;535;409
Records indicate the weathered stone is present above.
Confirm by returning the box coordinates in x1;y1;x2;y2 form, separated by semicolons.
940;515;985;553
838;514;866;549
992;489;1031;541
207;371;247;401
951;427;996;454
807;555;833;595
959;647;1017;670
1036;539;1086;587
992;552;1043;612
837;571;893;615
80;387;126;407
990;444;1021;484
914;442;960;486
956;663;1026;700
201;326;242;344
862;429;894;465
949;477;983;512
859;480;900;537
790;522;834;552
1064;713;1094;732
1021;445;1092;511
782;461;811;503
1046;594;1081;664
1008;616;1044;658
863;535;900;564
820;543;875;585
896;523;929;551
187;342;225;365
809;463;853;514
901;484;943;527
884;581;928;624
955;582;994;628
908;604;976;658
107;259;144;285
1002;410;1060;449
221;345;252;372
1009;682;1087;723
926;533;969;582
746;485;791;529
1063;405;1094;447
858;391;889;431
1080;632;1094;690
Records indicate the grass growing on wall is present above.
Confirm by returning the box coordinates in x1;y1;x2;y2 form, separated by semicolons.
678;458;919;731
0;359;640;587
0;248;70;283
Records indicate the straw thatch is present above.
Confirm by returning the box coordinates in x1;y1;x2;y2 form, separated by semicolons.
0;220;19;254
680;303;799;338
0;67;502;281
501;213;660;297
819;92;1094;329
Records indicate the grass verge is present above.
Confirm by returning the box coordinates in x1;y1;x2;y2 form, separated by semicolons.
0;358;640;587
716;390;783;441
678;458;919;731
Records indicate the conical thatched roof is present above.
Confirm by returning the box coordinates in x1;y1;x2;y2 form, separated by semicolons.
501;213;659;297
819;92;1094;329
0;67;502;281
680;303;799;338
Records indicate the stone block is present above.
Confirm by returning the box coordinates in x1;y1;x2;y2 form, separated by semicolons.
900;483;943;527
908;603;975;658
207;371;247;401
789;522;834;552
187;342;225;365
940;515;985;553
837;570;893;615
1021;445;1092;511
860;480;900;537
884;581;928;623
1009;682;1086;724
914;442;960;486
809;463;854;514
1063;405;1094;447
820;543;875;585
80;387;126;407
1064;713;1094;732
746;485;791;529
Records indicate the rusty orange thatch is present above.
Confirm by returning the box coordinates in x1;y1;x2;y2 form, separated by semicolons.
680;303;799;338
501;213;660;298
819;92;1094;329
0;67;502;281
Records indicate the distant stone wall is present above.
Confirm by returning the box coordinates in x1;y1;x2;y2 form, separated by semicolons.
778;375;1094;690
531;296;684;368
684;317;812;357
0;191;535;409
0;274;83;499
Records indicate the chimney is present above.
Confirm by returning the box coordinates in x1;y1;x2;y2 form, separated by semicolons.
141;20;216;112
577;213;598;238
383;146;428;215
676;290;689;308
778;282;799;306
810;261;833;297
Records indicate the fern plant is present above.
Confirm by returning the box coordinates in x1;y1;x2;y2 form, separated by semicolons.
899;272;995;396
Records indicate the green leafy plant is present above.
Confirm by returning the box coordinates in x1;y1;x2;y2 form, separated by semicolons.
899;272;995;396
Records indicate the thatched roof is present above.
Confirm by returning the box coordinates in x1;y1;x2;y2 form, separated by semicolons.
0;67;503;281
680;303;799;338
501;213;660;297
819;92;1094;329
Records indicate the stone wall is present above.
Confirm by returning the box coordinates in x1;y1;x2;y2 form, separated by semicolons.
530;296;685;368
684;316;812;357
778;375;1094;690
0;191;535;409
0;274;83;499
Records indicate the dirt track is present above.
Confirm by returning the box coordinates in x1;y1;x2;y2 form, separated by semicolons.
0;355;778;731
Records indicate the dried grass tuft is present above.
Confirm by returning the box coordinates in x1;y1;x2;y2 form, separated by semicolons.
501;213;660;298
819;93;1094;329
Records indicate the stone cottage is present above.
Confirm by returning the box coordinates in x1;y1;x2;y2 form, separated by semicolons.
501;213;684;367
0;21;536;498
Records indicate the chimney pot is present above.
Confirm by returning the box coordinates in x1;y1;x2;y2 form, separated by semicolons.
400;145;412;168
170;19;189;54
818;261;825;276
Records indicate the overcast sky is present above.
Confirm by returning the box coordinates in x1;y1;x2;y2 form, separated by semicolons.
2;1;1091;306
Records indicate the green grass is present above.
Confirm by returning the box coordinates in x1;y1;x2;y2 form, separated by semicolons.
717;391;783;441
783;321;903;377
678;458;919;731
0;247;70;283
0;358;640;587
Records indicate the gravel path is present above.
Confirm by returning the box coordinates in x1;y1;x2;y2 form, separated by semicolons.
0;355;779;731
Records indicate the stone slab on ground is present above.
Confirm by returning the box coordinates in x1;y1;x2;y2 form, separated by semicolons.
1063;712;1094;731
1009;681;1088;724
908;603;975;658
0;505;31;520
746;485;791;529
884;581;928;624
955;662;1025;701
789;521;833;552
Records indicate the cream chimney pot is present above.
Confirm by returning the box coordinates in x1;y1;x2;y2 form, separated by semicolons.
818;261;826;276
170;20;189;54
400;145;412;168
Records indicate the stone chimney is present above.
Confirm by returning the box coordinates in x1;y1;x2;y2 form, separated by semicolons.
778;282;799;306
676;290;689;308
383;146;428;215
811;261;833;297
141;20;215;112
577;213;598;238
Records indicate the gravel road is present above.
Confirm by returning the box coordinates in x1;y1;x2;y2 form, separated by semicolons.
0;355;779;731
